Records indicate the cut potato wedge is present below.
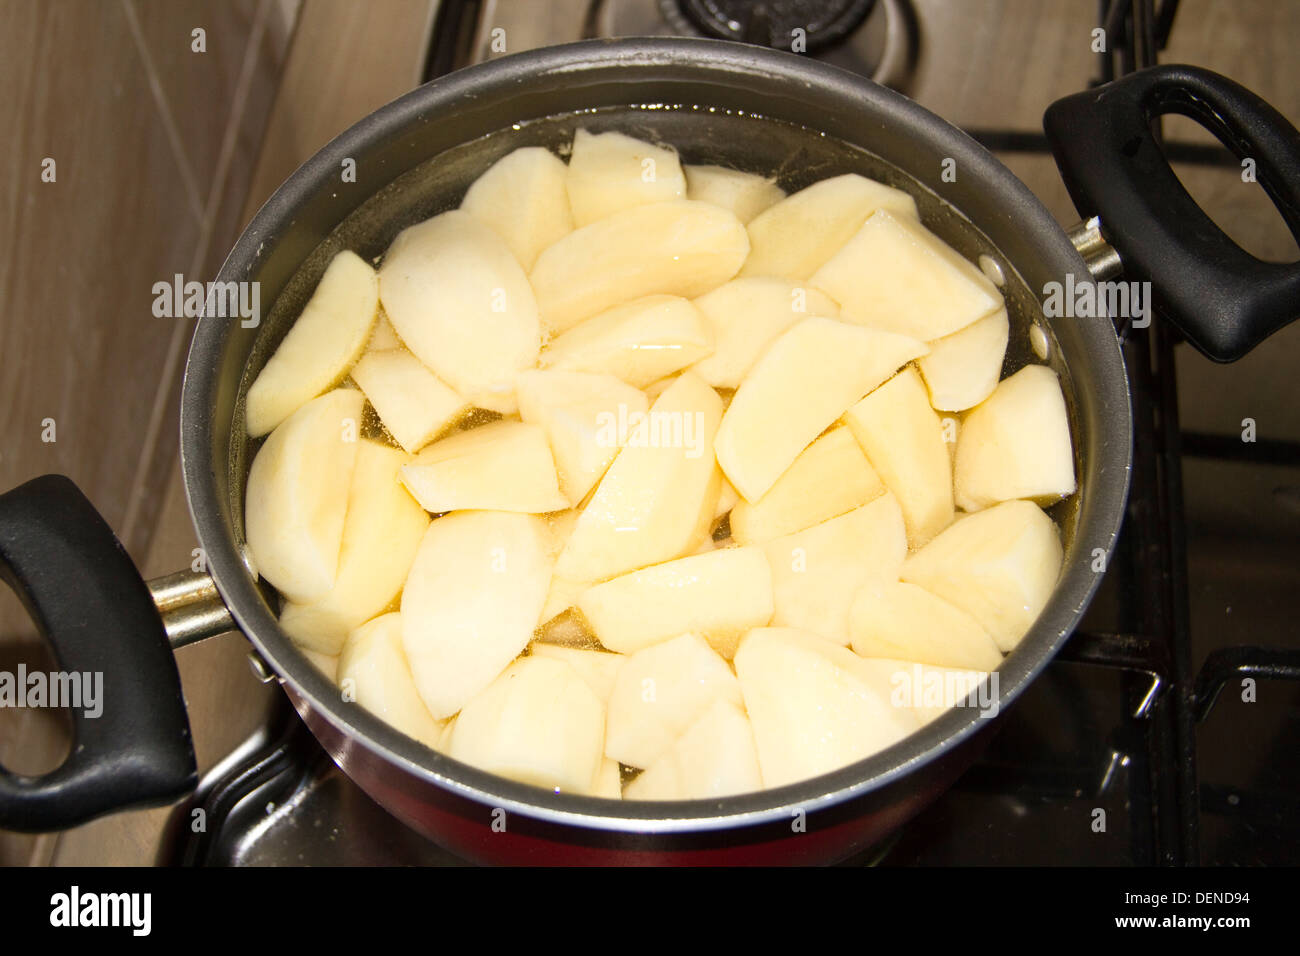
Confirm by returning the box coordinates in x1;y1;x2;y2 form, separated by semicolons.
530;200;749;334
849;581;1004;671
350;348;469;454
460;146;574;271
367;309;403;351
401;510;554;718
683;164;785;224
811;209;1003;340
449;656;605;793
378;210;539;413
540;295;713;389
843;366;955;548
624;698;762;800
740;173;919;280
918;307;1009;412
715;317;927;502
400;421;569;514
246;251;379;437
730;425;884;544
298;648;339;683
762;493;907;645
529;643;625;703
338;613;445;749
690;278;840;389
953;364;1076;512
279;440;430;654
901;499;1063;652
578;546;774;658
605;632;743;770
566;129;686;227
245;388;364;603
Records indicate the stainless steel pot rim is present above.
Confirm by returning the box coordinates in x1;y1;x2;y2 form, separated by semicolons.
182;37;1133;832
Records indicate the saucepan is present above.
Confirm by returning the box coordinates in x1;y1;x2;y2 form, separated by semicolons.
1;38;1297;864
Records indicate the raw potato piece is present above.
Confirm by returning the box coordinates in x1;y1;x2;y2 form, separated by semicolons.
350;349;469;453
400;421;569;514
516;370;649;505
690;278;841;389
298;648;339;682
367;310;403;351
246;251;379;437
624;699;762;800
530;200;749;334
378;210;540;413
684;164;785;224
338;614;445;749
953;364;1076;512
540;295;714;389
605;633;743;769
566;129;686;227
849;582;1004;671
529;643;625;703
901;499;1063;652
578;546;774;658
460;146;574;270
918;307;1009;412
811;209;1003;340
552;372;723;595
730;425;884;544
449;656;605;793
401;511;554;718
762;494;907;645
740;173;919;280
844;366;955;549
734;628;924;788
279;440;430;654
245;388;364;603
715;317;927;502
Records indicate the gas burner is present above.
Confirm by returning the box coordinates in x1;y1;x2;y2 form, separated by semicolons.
662;0;875;52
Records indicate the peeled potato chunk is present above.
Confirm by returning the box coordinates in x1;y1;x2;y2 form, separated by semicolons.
245;388;364;603
811;208;1003;340
901;499;1063;652
246;251;379;437
460;146;574;271
298;648;339;682
740;173;919;280
844;366;955;549
367;310;403;351
338;613;445;749
690;278;840;389
529;200;749;334
624;698;762;800
350;348;469;454
762;493;907;645
401;510;554;718
540;295;714;389
605;632;743;770
516;369;649;506
683;164;785;224
378;209;539;413
953;364;1076;512
279;440;430;654
730;425;884;544
849;581;1004;671
918;307;1009;412
578;546;774;658
566;129;686;227
529;643;625;703
734;628;925;788
400;421;569;514
449;656;605;793
715;317;927;502
552;372;723;596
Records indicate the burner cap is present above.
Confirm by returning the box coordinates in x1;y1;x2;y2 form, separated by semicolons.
673;0;875;51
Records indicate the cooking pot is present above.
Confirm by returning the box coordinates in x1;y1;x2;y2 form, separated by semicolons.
2;39;1297;865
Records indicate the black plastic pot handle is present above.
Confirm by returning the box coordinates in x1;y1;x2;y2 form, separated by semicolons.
1044;64;1300;362
0;475;196;832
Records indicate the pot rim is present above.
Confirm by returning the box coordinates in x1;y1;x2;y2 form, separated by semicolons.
182;36;1133;833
